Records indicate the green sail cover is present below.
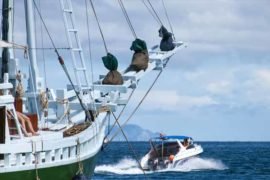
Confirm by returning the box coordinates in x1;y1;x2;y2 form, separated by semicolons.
130;38;147;52
102;53;118;71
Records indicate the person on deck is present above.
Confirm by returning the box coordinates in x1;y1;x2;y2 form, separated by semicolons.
7;110;39;136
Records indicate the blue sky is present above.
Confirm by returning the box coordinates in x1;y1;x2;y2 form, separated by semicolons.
5;0;270;141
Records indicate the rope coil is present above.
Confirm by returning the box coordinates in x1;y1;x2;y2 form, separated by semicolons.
15;71;24;99
54;98;71;125
39;91;49;117
63;122;91;137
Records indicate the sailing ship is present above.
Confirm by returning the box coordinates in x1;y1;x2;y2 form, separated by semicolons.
0;0;184;179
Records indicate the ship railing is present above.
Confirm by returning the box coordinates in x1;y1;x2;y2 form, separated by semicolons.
0;116;104;169
92;41;184;105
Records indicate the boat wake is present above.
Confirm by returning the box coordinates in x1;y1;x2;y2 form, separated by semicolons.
94;157;228;175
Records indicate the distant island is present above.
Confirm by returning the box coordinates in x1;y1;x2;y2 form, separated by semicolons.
107;124;159;141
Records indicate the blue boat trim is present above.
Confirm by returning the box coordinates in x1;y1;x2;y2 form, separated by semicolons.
152;135;193;140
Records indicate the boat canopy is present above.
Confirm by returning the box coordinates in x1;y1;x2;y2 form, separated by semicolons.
151;135;193;141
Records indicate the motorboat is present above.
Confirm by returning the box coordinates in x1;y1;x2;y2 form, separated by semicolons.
140;135;203;171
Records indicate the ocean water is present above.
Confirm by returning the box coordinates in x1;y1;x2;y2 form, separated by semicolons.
93;142;270;179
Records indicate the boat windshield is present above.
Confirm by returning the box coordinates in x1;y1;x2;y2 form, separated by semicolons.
149;141;180;159
180;138;194;148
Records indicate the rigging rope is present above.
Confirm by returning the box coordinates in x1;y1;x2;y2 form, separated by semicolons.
141;0;160;26
103;89;135;142
118;0;137;39
88;0;109;54
32;0;93;122
76;139;84;175
84;0;97;113
38;0;49;125
106;50;175;144
32;1;57;53
107;70;163;145
161;0;175;40
28;47;70;50
37;0;48;89
110;111;147;177
145;0;163;26
85;0;95;90
12;1;15;56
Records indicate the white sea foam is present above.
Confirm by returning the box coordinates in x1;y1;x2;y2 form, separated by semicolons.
94;157;228;175
94;158;143;175
166;157;228;172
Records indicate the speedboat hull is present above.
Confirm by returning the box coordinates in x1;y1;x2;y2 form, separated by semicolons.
141;145;203;171
140;136;203;171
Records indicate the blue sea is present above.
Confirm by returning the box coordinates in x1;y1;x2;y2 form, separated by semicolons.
93;142;270;179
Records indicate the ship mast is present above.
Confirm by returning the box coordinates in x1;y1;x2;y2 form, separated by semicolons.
1;0;10;82
1;0;15;89
1;0;41;114
24;0;43;113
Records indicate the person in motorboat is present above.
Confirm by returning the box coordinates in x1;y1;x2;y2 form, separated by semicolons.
182;138;189;147
140;135;203;171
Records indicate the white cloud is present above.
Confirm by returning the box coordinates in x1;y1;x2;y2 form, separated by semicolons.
254;69;270;87
134;90;218;111
240;69;270;105
10;0;270;62
184;70;205;80
206;81;232;95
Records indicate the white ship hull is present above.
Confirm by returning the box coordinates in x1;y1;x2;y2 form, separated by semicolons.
0;112;108;179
